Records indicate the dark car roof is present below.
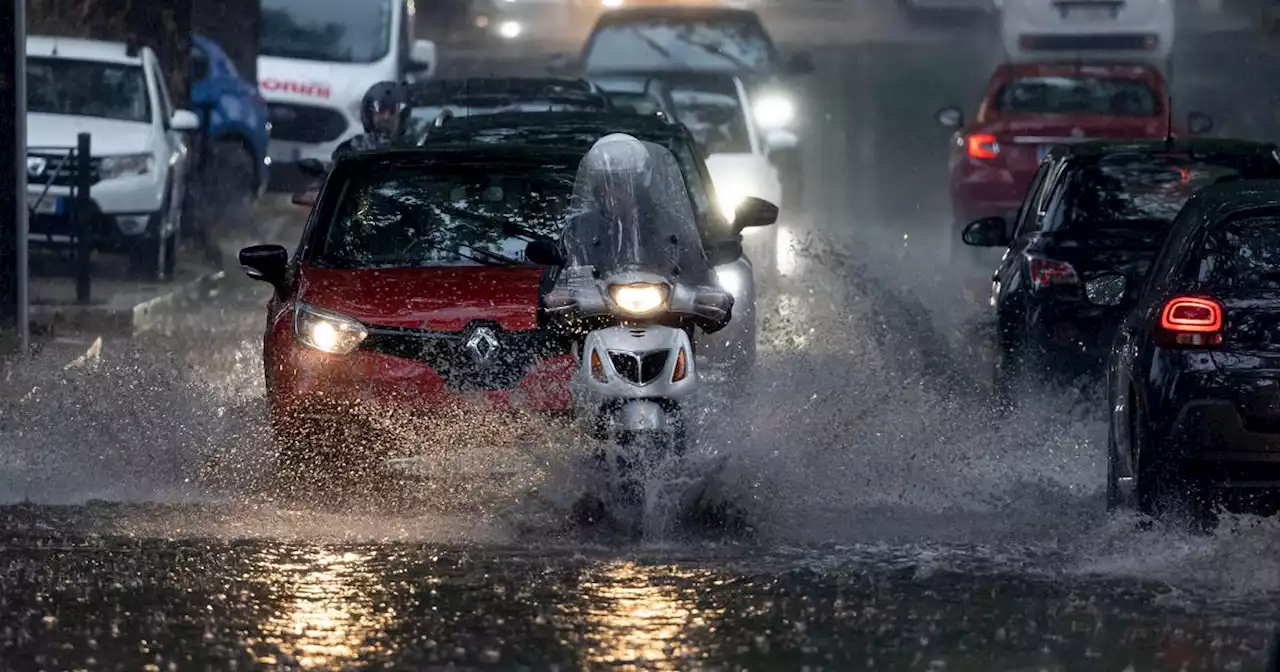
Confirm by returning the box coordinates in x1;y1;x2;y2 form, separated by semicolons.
419;111;693;147
330;144;585;171
406;77;605;104
594;5;763;24
1183;179;1280;219
1051;138;1280;162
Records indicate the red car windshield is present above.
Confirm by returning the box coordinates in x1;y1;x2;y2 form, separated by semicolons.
314;165;575;269
993;76;1161;116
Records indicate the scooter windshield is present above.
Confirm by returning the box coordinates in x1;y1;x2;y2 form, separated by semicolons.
561;137;711;283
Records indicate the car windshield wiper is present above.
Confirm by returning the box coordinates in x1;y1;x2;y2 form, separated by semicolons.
432;203;556;243
674;34;752;71
629;27;691;69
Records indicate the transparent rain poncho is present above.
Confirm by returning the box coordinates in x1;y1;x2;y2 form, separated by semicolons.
560;134;714;285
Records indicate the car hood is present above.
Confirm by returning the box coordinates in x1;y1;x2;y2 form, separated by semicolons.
27;113;154;154
298;266;547;332
974;113;1170;139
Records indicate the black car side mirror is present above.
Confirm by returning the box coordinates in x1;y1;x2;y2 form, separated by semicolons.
786;51;815;75
239;244;290;295
525;238;564;266
936;106;964;129
1084;273;1128;306
1187;111;1214;135
297;158;327;178
961;216;1010;247
707;239;744;266
732;196;779;232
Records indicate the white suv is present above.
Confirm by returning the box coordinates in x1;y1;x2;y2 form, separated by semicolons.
26;36;200;279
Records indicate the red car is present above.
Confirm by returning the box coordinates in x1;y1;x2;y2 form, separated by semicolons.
935;62;1213;247
238;146;585;465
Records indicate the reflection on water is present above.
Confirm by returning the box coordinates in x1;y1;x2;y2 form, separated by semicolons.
251;548;394;668
578;561;711;668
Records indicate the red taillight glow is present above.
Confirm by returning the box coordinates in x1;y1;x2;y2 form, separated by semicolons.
967;133;999;159
1028;256;1078;289
1158;296;1224;347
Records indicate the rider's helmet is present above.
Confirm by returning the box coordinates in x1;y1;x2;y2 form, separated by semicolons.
360;80;410;136
578;133;655;217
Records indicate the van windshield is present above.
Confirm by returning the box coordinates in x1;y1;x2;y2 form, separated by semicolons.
260;0;393;64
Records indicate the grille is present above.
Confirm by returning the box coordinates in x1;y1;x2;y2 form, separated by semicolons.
28;153;101;187
1023;34;1156;51
608;350;670;385
361;322;567;391
268;103;349;144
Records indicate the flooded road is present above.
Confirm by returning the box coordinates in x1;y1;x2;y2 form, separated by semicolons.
4;15;1280;670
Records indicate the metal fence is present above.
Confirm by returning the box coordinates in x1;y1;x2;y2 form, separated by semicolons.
26;132;95;304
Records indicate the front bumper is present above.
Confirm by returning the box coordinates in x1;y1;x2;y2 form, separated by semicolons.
26;175;167;250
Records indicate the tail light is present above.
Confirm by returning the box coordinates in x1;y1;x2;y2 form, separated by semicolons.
1156;296;1224;347
967;133;1000;160
1027;255;1078;290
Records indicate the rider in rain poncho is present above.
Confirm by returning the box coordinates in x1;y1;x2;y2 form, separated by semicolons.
560;133;718;288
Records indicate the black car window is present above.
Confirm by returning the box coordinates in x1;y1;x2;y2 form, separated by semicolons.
1045;153;1280;236
993;76;1162;116
1011;161;1051;238
312;164;575;268
1195;211;1280;288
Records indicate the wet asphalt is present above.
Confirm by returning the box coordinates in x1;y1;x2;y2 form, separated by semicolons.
5;10;1280;671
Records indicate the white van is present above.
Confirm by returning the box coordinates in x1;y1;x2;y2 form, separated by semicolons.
257;0;437;166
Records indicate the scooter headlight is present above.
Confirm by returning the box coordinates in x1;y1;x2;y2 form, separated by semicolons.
609;283;668;316
294;302;368;355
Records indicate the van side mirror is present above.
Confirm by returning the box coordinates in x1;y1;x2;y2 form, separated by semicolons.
525;238;564;265
239;244;290;295
708;239;744;266
786;51;815;75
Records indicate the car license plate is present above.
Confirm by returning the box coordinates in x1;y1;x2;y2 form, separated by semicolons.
29;194;63;215
1066;5;1114;19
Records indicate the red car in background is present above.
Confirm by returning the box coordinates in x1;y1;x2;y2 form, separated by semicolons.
934;62;1214;255
239;146;584;469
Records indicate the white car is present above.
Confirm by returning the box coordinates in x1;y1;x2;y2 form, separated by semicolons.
999;0;1173;65
25;36;201;279
257;0;436;168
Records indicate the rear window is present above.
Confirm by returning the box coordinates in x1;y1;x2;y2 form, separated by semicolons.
583;17;776;73
1045;153;1280;234
993;76;1161;116
310;163;575;269
1196;214;1280;288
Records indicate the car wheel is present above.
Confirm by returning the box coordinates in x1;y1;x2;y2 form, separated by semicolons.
1132;402;1212;529
1105;421;1130;511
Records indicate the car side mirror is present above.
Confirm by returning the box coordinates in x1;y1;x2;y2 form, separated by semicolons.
764;128;799;152
1187;111;1214;135
732;196;779;231
1084;273;1128;306
936;106;963;129
169;109;201;132
961;216;1009;247
297;159;327;178
524;238;564;266
291;189;317;207
239;244;290;295
786;51;815;75
707;239;744;266
410;39;436;77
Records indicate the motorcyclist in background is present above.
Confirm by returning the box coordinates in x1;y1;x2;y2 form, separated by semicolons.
332;80;412;160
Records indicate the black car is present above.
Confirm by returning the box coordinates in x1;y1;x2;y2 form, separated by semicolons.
1101;179;1280;521
961;139;1280;400
404;77;613;137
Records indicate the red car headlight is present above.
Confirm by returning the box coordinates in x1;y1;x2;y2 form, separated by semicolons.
294;302;368;355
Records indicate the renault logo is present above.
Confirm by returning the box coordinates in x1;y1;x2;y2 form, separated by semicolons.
26;156;47;176
465;326;499;362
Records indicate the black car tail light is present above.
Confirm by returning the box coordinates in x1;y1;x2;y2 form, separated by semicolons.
1156;296;1224;347
1027;255;1079;290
